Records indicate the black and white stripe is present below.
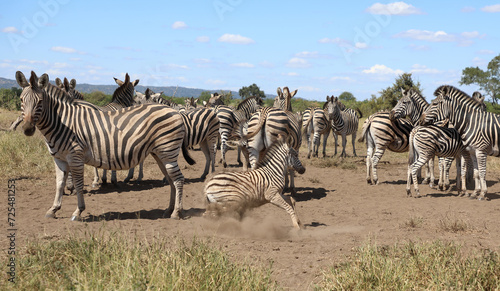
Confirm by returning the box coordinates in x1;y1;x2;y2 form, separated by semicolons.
325;96;359;157
17;71;194;221
204;137;305;229
407;125;473;197
302;107;331;158
423;85;493;200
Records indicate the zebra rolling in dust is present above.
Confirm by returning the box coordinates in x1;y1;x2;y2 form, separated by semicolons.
203;136;306;229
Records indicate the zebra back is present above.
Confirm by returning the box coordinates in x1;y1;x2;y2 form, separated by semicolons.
236;96;263;120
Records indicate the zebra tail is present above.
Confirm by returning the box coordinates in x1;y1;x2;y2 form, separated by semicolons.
408;129;417;166
302;114;313;136
242;109;267;140
357;118;370;143
181;140;196;165
356;108;363;119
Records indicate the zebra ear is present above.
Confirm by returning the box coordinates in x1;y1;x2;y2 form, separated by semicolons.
114;77;124;86
277;87;283;98
70;79;77;90
38;73;50;89
203;100;207;106
132;79;139;87
16;71;29;88
144;88;151;99
290;89;298;98
55;77;63;88
401;88;406;95
473;91;484;102
63;78;71;91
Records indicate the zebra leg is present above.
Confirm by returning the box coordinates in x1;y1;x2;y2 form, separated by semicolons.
269;190;303;229
8;115;23;131
371;147;387;185
333;132;338;156
322;131;330;158
124;167;135;183
237;146;243;167
351;133;357;157
443;157;453;190
102;169;107;185
199;141;212;180
469;149;481;199
137;162;144;182
411;156;431;198
455;154;463;196
287;169;297;197
46;158;69;218
69;163;86;221
66;171;75;195
92;167;100;188
406;162;413;196
460;153;473;197
152;154;185;219
341;134;348;158
312;132;320;157
365;136;375;184
111;170;118;186
427;158;435;189
475;150;488;200
437;157;444;190
220;135;228;168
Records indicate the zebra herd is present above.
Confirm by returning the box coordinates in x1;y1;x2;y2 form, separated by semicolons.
15;69;497;229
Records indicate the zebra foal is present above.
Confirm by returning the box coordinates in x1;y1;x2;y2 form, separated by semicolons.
17;71;194;221
204;136;306;229
407;125;473;198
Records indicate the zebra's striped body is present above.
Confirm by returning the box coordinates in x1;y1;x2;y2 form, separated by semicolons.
325;96;358;157
302;107;331;158
423;85;494;200
407;125;473;197
359;111;413;185
17;71;193;220
180;107;220;179
214;96;263;167
204;137;305;229
184;97;198;110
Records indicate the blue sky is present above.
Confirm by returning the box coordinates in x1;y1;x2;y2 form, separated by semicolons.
1;1;498;101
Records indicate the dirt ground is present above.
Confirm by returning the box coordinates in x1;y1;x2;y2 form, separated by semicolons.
4;140;500;290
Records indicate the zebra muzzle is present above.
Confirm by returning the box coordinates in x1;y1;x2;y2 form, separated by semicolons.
22;122;36;136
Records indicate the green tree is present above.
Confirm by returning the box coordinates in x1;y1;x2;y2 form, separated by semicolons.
459;54;500;104
239;83;265;99
338;91;356;102
378;73;422;110
0;87;22;110
199;91;212;103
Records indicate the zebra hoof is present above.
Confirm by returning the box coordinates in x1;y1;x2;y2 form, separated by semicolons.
223;162;227;168
123;178;131;183
45;213;56;219
422;179;429;185
91;182;100;188
70;215;81;221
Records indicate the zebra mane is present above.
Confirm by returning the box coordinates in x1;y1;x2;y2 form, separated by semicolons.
237;96;262;110
111;76;135;107
255;138;288;169
44;79;75;104
434;85;484;110
408;89;427;104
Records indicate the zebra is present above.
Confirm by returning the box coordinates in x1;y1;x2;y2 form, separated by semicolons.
213;96;263;168
302;106;331;158
203;93;225;107
55;78;84;100
179;107;220;179
184;97;199;110
325;96;359;157
423;85;494;200
407;125;473;198
358;111;414;185
16;71;194;220
133;89;220;180
56;75;139;188
204;136;305;229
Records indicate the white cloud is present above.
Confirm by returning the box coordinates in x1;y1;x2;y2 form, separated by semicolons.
2;26;19;33
461;6;475;13
217;33;254;44
196;36;210;43
51;46;78;54
285;72;299;76
205;79;226;86
259;61;274;68
172;21;187;29
295;51;318;58
355;42;368;49
366;2;423;15
481;4;500;12
478;49;495;55
394;29;455;42
318;37;350;45
461;31;484;39
407;44;430;51
193;58;211;64
286;57;311;68
410;64;441;74
362;64;404;75
330;76;352;81
231;62;254;68
52;62;69;69
473;57;486;66
167;64;189;70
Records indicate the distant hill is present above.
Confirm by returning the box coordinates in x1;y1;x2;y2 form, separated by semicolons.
0;77;276;99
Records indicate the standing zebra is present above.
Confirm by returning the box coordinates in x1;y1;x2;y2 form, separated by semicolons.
204;136;306;229
359;111;413;185
211;96;263;168
325;96;359;157
17;71;194;220
203;93;224;107
302;106;331;158
423;85;494;200
133;89;219;180
56;78;85;100
407;125;473;198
